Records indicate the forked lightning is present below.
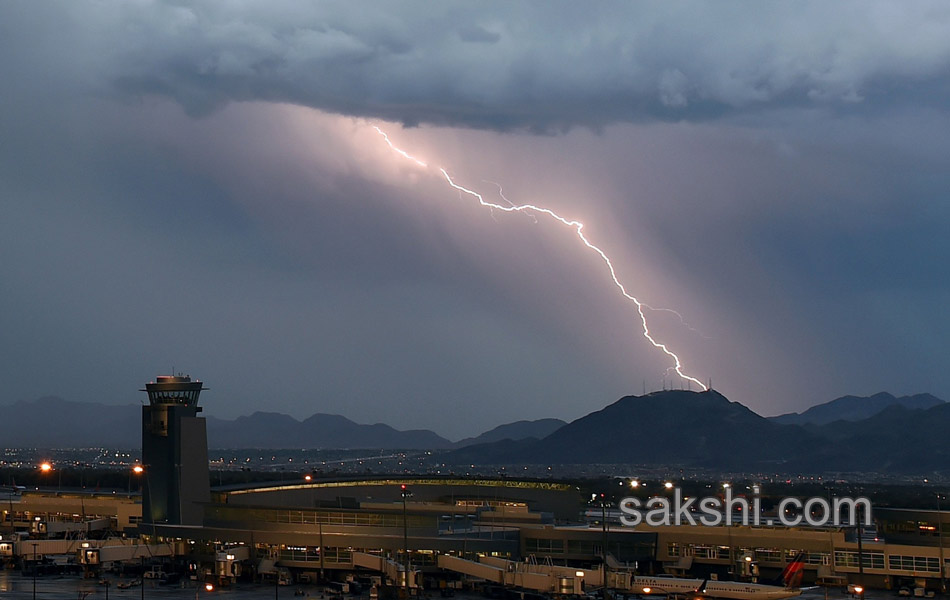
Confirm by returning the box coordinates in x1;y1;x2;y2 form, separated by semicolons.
373;125;706;391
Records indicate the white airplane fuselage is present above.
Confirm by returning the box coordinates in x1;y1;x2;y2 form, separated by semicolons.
631;577;803;600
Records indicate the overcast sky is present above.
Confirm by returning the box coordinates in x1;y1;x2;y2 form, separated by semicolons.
2;2;949;440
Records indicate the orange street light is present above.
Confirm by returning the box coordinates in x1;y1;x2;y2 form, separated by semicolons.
129;465;145;495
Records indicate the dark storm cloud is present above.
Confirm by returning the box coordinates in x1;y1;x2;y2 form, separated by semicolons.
1;2;949;436
0;98;634;437
6;2;950;130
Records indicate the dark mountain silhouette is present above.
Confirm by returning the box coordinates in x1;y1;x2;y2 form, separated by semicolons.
6;391;950;475
0;396;142;448
0;398;452;449
454;418;566;448
443;390;950;476
206;412;453;449
771;392;944;426
444;437;542;465
518;390;818;468
802;403;950;472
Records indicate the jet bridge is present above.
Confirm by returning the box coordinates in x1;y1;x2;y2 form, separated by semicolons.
437;555;593;595
352;552;422;588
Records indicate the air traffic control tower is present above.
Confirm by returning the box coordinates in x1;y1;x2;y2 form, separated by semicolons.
141;375;211;527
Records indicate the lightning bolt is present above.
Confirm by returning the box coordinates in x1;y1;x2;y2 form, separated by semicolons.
373;125;706;391
641;304;711;340
373;126;427;168
483;180;538;224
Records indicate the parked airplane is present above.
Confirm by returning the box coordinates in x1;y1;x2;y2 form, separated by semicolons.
631;553;807;600
2;478;25;495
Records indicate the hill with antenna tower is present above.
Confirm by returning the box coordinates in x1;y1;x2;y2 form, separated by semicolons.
443;389;950;475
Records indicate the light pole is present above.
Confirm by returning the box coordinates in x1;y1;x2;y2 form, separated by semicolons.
32;542;38;600
937;493;946;594
129;465;144;495
600;493;609;594
855;504;865;600
39;462;52;491
319;521;325;583
40;462;61;490
401;484;412;593
304;474;313;507
274;545;282;600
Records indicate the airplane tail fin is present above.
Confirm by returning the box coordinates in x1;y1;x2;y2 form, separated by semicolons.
777;552;806;588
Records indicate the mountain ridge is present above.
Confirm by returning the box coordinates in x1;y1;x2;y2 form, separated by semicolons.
4;391;948;475
453;418;567;448
443;390;950;475
0;397;567;450
771;392;944;425
516;390;819;468
0;397;454;449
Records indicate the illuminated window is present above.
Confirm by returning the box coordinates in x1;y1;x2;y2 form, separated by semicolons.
888;555;940;573
755;548;783;562
834;550;884;569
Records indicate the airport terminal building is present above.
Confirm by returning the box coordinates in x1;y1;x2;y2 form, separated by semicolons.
4;375;950;596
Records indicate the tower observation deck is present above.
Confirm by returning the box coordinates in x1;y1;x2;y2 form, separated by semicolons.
143;375;206;406
140;374;211;528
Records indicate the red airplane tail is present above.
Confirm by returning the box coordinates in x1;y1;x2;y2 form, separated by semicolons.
778;552;806;588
